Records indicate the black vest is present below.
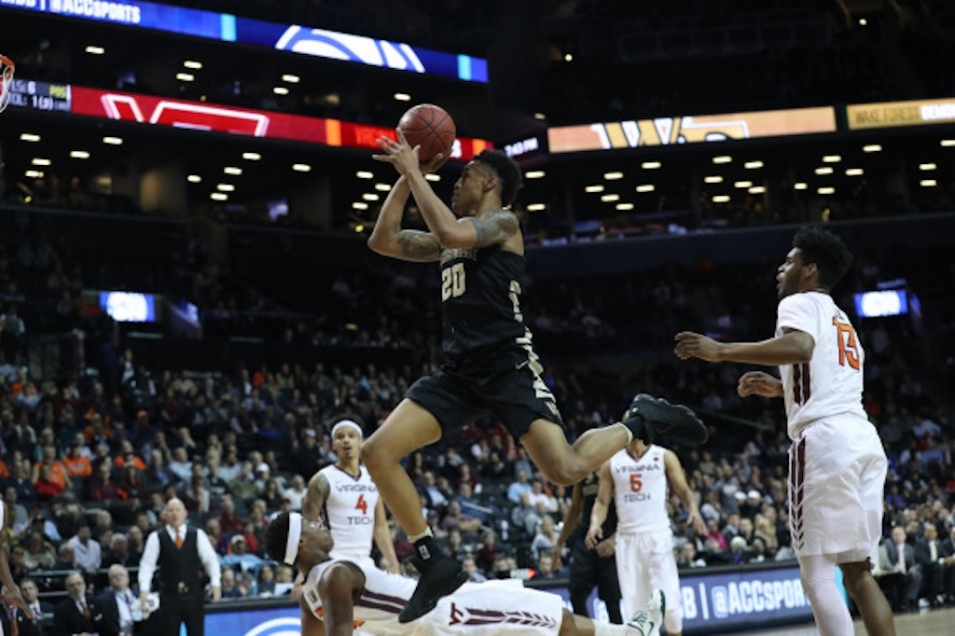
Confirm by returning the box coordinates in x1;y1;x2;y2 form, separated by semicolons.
155;527;200;593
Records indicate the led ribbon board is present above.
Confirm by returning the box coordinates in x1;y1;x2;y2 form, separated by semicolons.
0;0;487;82
847;97;955;129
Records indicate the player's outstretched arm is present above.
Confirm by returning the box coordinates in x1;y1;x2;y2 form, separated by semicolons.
674;329;814;366
586;461;614;550
367;175;441;263
302;473;331;522
318;563;365;636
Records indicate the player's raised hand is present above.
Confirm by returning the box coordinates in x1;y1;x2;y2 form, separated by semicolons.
372;129;421;176
674;331;723;362
737;371;783;398
419;151;447;175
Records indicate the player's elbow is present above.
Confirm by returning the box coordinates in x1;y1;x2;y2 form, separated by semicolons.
790;336;814;363
366;235;389;255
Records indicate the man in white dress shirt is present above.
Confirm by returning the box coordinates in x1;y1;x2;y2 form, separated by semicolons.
97;564;142;636
138;498;221;636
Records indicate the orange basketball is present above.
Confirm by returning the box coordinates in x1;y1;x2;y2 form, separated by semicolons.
397;104;456;163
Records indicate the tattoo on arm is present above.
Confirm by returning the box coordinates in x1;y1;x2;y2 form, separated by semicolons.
470;211;520;248
302;474;330;521
396;231;441;261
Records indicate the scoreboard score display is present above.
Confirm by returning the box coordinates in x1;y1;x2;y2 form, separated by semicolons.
5;78;71;112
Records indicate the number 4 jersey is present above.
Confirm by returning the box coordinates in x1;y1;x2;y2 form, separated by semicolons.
318;464;379;565
776;291;868;440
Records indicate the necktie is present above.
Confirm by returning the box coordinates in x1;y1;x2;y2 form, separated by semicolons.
8;607;19;636
897;544;906;573
81;601;91;620
175;531;183;549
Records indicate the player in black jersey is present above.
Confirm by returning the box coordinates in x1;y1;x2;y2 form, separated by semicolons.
366;131;706;623
555;473;623;623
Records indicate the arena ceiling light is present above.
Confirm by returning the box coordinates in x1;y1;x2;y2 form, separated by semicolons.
216;183;235;192
356;171;374;179
600;194;620;202
183;60;203;69
534;113;546;120
564;53;573;62
818;186;835;195
635;184;655;192
712;156;732;164
425;174;441;182
734;181;752;189
744;161;764;169
704;176;723;184
863;144;882;153
921;179;938;187
352;202;369;210
941;140;955;147
31;158;51;166
176;73;195;82
103;137;123;145
748;186;766;194
641;161;661;169
187;175;202;183
292;163;311;172
282;74;301;83
24;170;43;178
85;45;105;55
616;203;635;210
20;133;40;142
794;183;808;190
394;93;411;102
712;195;730;203
603;172;624;180
814;167;834;175
362;193;380;201
585;185;604;193
273;86;290;95
525;171;545;179
242;152;262;161
70;151;90;159
845;168;864;176
822;155;842;163
526;204;546;211
374;183;391;192
224;167;242;176
919;163;937;171
210;193;228;201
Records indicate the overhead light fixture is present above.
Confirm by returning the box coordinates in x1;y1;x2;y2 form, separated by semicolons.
394;93;411;102
734;181;753;188
585;185;604;193
564;53;573;62
354;224;365;233
704;176;723;184
814;167;834;175
859;18;867;26
282;74;301;83
85;45;105;55
712;195;730;203
70;151;90;159
210;193;228;201
356;171;374;179
187;175;202;183
636;184;655;193
362;193;380;201
183;60;203;69
103;136;123;145
919;163;937;171
616;203;635;210
600;194;620;202
534;113;546;120
794;182;808;190
20;133;40;142
526;203;546;211
425;174;441;182
374;183;391;192
823;155;842;163
242;152;261;161
713;156;732;164
845;168;864;176
748;186;766;194
604;172;624;180
224;167;242;175
273;86;290;95
176;73;195;82
525;171;545;179
744;161;764;169
292;163;311;172
818;186;835;195
216;183;235;192
352;202;369;210
921;179;938;187
24;170;43;178
863;144;882;153
641;161;661;169
31;158;51;166
941;140;955;147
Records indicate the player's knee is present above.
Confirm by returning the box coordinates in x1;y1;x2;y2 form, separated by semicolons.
360;439;386;470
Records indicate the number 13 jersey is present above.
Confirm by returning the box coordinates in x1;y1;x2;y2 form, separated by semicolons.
318;464;379;565
776;291;868;440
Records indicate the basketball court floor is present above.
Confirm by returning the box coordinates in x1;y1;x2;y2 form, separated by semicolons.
721;606;953;635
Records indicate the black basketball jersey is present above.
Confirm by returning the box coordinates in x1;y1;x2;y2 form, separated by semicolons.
578;472;618;539
439;244;530;360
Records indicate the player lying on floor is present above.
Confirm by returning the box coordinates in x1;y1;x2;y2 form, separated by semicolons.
265;512;665;636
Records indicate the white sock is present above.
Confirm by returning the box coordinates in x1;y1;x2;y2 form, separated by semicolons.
615;421;634;444
408;528;433;543
594;621;629;636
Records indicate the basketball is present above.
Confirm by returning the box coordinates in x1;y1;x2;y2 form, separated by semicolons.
397;104;456;164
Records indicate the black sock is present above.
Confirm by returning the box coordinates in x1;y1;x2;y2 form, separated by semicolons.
623;412;652;444
413;535;441;569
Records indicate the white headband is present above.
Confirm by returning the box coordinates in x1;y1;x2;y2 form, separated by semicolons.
331;420;363;438
284;513;302;565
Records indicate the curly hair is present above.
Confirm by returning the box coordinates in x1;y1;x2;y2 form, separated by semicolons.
264;511;291;564
793;226;853;289
474;149;523;207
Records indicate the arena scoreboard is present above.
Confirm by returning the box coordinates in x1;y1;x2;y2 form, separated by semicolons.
5;78;71;113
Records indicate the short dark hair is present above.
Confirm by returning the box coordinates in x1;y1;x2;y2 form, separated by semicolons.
474;149;523;207
793;226;852;289
264;511;291;564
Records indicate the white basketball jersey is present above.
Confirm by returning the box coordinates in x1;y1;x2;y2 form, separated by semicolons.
776;292;868;440
610;445;670;534
319;464;380;563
